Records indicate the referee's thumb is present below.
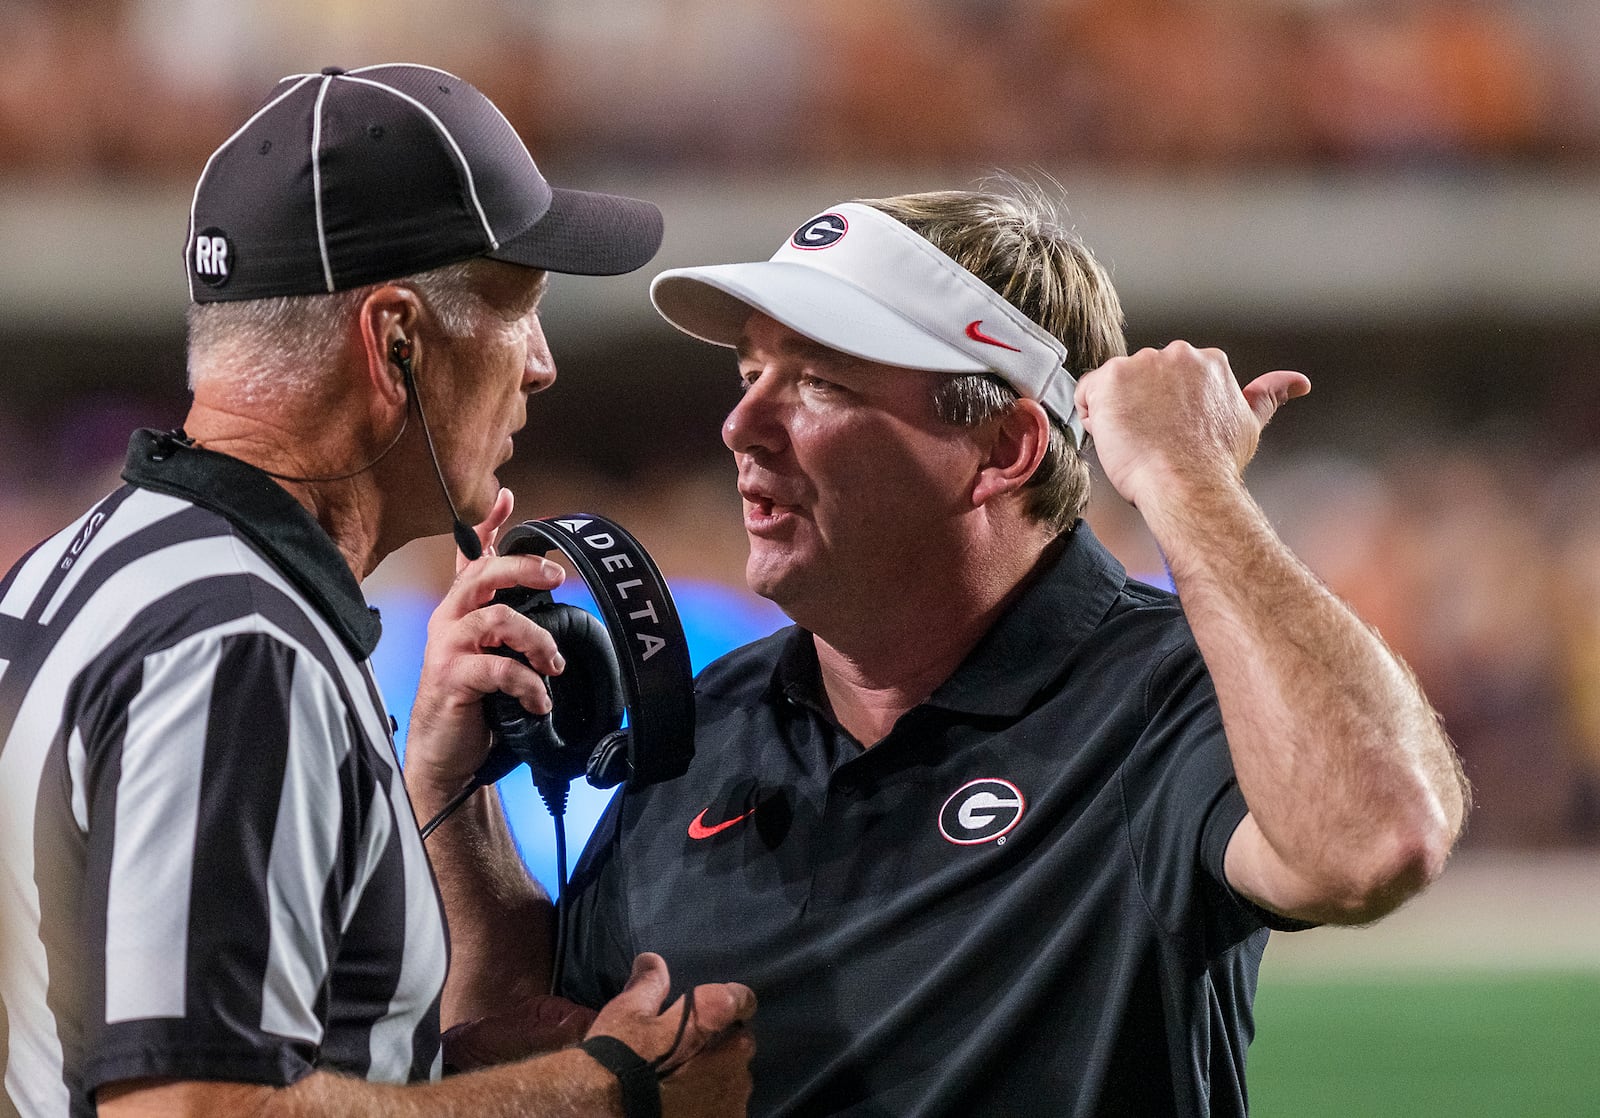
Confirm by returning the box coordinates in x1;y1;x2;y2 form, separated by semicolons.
615;952;672;1013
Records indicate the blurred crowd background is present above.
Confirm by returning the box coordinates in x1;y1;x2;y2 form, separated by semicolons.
3;0;1599;174
2;0;1599;854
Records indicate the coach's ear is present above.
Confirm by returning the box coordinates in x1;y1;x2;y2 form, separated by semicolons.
971;398;1050;508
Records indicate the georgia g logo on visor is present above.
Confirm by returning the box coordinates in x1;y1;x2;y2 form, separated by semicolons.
938;778;1026;845
791;212;848;250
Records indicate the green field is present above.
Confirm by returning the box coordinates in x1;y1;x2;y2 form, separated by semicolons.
1249;972;1600;1117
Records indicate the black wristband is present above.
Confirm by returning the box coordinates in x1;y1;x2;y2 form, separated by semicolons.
579;1035;662;1118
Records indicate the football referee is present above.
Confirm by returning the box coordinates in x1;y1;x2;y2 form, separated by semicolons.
0;66;753;1118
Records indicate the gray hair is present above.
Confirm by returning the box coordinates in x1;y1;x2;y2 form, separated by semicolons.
185;260;488;403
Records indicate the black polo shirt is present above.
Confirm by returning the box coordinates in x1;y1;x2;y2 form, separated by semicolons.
561;522;1294;1116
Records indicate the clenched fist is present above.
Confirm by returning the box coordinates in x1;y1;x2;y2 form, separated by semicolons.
1074;341;1309;512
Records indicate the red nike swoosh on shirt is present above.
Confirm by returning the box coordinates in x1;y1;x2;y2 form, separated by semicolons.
965;320;1022;352
688;805;760;840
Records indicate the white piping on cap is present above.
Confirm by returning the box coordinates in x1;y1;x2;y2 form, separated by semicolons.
340;73;500;251
310;74;338;292
377;63;548;210
184;73;319;301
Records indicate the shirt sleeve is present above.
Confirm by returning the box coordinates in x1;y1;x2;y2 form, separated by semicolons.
76;627;356;1094
1123;638;1312;958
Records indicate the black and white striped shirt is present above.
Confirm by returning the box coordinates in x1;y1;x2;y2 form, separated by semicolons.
0;429;447;1118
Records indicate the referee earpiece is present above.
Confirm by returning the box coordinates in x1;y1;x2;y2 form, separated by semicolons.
390;338;414;379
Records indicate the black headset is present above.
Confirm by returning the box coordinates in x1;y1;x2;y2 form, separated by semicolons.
419;514;696;843
393;322;694;843
483;514;695;793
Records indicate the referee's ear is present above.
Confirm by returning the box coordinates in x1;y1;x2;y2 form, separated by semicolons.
356;284;424;410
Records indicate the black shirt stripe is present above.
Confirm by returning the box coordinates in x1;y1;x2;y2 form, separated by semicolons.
2;440;446;1118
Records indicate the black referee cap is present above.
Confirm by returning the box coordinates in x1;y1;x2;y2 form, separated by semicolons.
185;63;663;303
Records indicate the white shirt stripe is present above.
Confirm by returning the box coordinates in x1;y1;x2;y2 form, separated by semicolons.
37;491;189;626
105;639;215;1023
184;74;319;302
0;506;92;619
2;483;447;1113
367;747;447;1083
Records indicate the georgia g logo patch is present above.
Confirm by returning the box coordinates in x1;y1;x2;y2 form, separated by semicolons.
938;778;1025;846
791;212;848;250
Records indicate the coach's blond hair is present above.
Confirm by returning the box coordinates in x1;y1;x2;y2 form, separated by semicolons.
857;184;1126;532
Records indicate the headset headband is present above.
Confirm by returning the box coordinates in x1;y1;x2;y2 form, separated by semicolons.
496;514;694;787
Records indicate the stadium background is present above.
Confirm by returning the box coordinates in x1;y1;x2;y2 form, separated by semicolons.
1;1;1596;1112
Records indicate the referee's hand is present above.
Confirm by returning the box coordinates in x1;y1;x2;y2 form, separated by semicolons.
586;953;757;1118
405;487;566;805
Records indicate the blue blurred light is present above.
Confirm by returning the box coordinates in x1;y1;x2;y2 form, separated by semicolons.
370;578;788;894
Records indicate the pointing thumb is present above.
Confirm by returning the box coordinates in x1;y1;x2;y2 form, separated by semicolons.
1242;370;1311;429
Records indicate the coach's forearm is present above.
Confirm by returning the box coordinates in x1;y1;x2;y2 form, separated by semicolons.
408;772;554;1028
1146;469;1468;920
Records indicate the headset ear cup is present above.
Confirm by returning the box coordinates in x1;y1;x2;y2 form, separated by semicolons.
495;515;694;792
535;603;626;781
585;730;633;790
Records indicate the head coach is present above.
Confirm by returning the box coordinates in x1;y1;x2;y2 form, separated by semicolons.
555;187;1471;1115
0;64;753;1118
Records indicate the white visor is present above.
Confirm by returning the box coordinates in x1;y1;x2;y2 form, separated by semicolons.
650;202;1083;445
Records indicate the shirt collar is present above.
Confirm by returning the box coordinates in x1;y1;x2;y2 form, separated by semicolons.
122;428;382;659
925;521;1127;716
767;521;1129;719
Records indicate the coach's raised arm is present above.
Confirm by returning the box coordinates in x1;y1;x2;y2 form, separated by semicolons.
1074;340;1469;926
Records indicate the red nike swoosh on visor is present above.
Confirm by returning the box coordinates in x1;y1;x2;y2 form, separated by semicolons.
688;805;760;840
965;320;1022;352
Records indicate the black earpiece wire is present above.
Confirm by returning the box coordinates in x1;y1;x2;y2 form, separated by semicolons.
418;783;479;842
419;723;574;999
250;342;416;484
391;340;483;562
